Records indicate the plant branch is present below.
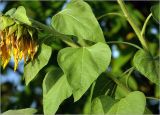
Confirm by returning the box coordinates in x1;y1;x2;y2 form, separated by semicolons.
106;41;142;50
30;19;79;48
97;12;125;20
141;13;152;37
108;73;131;95
119;67;135;79
117;0;149;51
146;96;160;101
90;81;96;101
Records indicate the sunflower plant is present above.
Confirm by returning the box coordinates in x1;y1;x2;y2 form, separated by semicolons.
1;0;159;115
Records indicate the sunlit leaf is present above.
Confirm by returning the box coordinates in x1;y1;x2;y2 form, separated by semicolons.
133;50;159;85
107;91;146;115
24;44;52;85
43;68;72;115
58;42;111;101
2;108;37;115
91;91;146;114
52;0;105;43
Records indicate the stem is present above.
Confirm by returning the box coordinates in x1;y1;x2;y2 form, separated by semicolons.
30;19;79;48
106;41;142;50
119;67;135;79
125;67;134;89
97;12;125;20
146;97;160;101
117;0;149;51
108;73;130;94
141;13;152;37
90;81;96;101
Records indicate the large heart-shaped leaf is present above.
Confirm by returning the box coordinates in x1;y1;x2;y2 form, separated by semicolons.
12;6;31;25
24;44;52;85
52;0;105;43
133;50;159;85
2;108;37;115
43;68;72;115
91;91;146;115
151;4;160;24
107;91;146;115
58;42;111;101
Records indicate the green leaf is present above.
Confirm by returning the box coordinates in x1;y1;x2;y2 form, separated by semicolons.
83;96;92;114
58;42;111;101
91;91;146;114
93;73;116;99
24;44;52;85
144;107;152;114
0;16;14;31
2;108;37;115
52;0;105;43
133;50;159;85
91;95;117;114
43;68;72;115
108;91;146;115
12;6;31;25
151;4;160;24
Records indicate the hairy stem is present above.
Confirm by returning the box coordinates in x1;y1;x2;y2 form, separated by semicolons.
30;19;79;48
146;96;160;100
108;73;131;95
106;41;142;50
117;0;149;51
90;81;96;101
97;12;125;20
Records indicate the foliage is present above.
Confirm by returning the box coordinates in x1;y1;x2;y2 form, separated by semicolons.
1;0;159;114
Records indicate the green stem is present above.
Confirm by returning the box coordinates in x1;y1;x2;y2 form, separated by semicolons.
90;81;96;101
108;73;130;94
141;13;152;37
119;67;135;79
30;19;79;48
125;67;134;89
146;97;160;101
97;12;125;20
106;41;142;50
117;0;149;51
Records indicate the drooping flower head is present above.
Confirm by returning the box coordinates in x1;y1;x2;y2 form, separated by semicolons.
0;12;39;71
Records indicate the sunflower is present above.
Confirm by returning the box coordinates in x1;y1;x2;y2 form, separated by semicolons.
0;16;38;71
